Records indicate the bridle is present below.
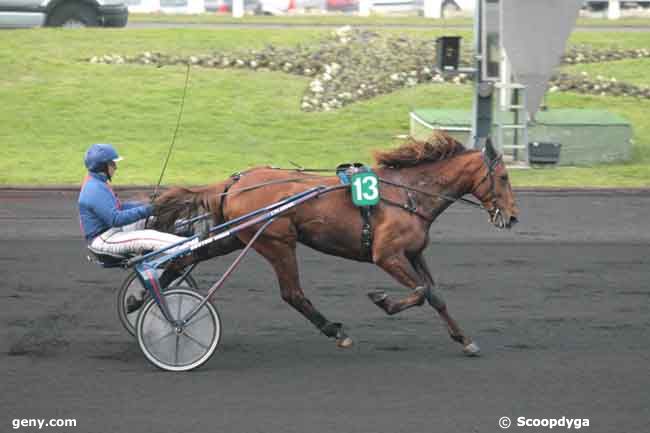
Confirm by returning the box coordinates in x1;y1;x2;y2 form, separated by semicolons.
471;151;504;224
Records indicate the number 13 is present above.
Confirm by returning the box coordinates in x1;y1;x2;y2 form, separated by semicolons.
353;176;379;201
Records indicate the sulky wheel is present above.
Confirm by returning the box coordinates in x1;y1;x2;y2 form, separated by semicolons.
117;271;198;337
136;289;222;372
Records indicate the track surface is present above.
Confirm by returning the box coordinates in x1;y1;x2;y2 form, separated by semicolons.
1;190;649;433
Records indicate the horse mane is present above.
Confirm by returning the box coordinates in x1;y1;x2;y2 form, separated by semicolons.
373;131;468;168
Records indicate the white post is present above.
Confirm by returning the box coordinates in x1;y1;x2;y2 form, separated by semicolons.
423;0;442;18
185;0;205;13
232;0;244;17
499;52;511;110
608;0;621;20
359;0;370;16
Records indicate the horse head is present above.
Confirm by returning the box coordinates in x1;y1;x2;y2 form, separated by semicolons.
471;138;519;229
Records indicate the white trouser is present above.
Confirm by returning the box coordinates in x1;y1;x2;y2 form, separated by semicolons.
89;219;196;257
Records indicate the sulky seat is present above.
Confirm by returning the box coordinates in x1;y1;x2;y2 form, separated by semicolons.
86;246;132;268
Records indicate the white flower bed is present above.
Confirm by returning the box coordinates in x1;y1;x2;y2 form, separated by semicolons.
88;30;650;111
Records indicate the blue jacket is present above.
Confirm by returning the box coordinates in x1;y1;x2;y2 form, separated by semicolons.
78;172;152;241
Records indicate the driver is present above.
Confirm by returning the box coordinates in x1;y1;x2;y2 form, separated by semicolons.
79;143;190;313
78;143;187;256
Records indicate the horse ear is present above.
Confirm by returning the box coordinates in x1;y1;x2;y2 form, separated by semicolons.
484;137;498;160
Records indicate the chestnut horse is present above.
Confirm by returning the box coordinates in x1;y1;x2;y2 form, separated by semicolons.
152;132;519;356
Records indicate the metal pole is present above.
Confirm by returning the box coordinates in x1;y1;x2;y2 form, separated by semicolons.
471;0;494;149
180;218;275;325
512;89;519;160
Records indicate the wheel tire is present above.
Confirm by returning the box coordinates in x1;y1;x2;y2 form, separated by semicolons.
46;2;99;27
137;289;222;372
588;2;607;12
117;271;199;337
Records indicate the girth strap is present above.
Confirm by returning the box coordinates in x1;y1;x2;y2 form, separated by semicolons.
219;172;242;222
359;206;373;262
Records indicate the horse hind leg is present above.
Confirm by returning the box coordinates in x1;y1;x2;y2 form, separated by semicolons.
411;254;480;356
253;238;353;349
368;253;428;315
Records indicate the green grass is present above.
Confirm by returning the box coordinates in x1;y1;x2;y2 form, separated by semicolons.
569;31;650;49
129;13;472;26
560;58;650;87
128;13;650;28
1;27;650;187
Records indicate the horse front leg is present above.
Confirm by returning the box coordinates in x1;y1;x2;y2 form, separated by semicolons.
411;254;480;356
368;253;428;315
253;238;353;349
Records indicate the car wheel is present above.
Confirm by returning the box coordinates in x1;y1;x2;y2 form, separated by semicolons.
587;2;607;12
46;2;100;27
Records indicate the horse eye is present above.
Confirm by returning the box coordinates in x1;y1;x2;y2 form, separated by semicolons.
500;175;509;182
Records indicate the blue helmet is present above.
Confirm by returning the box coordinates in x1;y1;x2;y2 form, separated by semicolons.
84;143;123;172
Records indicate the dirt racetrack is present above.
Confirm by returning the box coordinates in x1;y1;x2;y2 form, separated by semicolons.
1;189;649;433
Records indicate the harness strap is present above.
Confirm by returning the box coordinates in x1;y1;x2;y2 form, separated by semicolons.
215;176;312;197
359;206;373;261
263;166;485;210
379;197;434;223
219;172;242;223
378;177;483;209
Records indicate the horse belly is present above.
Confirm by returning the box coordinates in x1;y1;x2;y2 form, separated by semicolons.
295;212;368;262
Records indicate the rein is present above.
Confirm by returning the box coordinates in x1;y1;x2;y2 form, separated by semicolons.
152;64;191;202
377;178;484;210
213;176;319;197
267;165;486;210
172;158;495;229
173;175;347;229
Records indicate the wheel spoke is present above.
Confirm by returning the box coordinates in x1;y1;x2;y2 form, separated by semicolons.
168;277;188;289
182;329;211;350
184;311;210;328
150;308;168;324
148;329;175;346
176;293;184;320
129;281;144;291
174;334;180;366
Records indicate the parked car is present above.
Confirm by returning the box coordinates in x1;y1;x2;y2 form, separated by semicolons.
583;1;650;10
207;0;326;14
326;0;356;11
0;0;128;28
371;0;422;14
204;0;260;13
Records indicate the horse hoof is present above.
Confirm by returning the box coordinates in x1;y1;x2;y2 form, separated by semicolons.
367;290;388;304
463;342;481;357
336;337;354;348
